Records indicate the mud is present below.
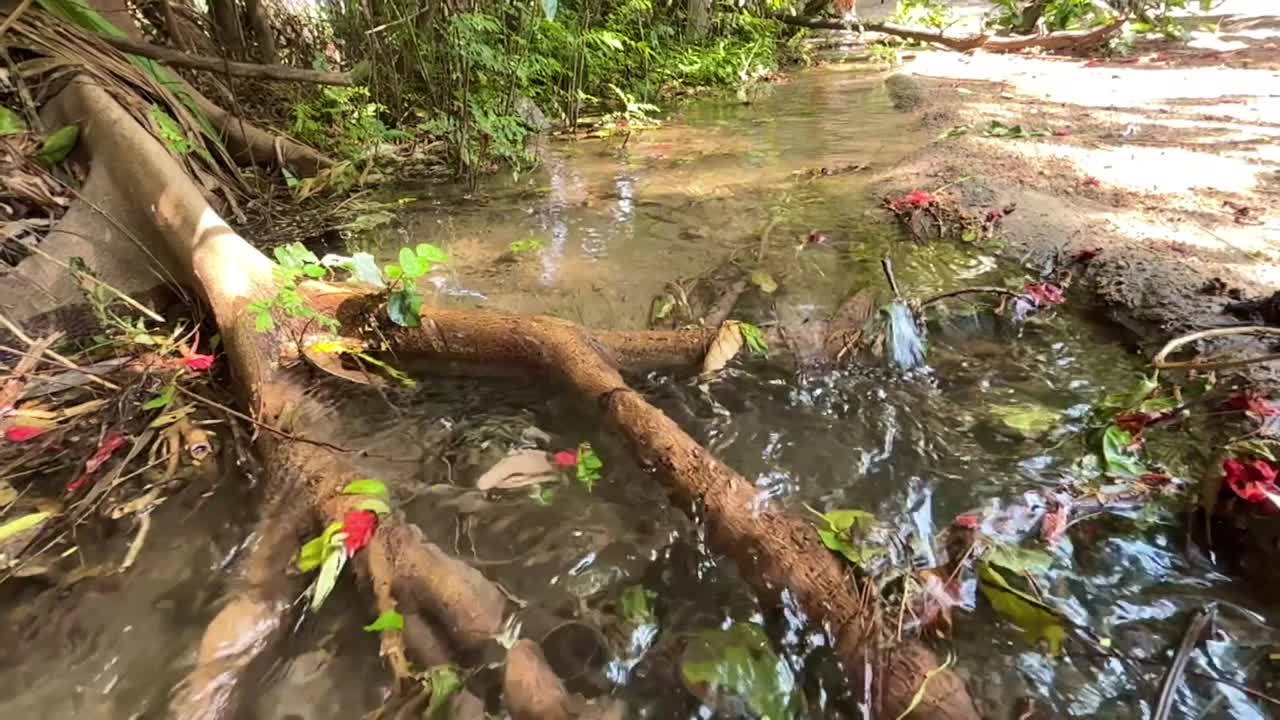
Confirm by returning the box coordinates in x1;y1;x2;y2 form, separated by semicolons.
879;32;1280;383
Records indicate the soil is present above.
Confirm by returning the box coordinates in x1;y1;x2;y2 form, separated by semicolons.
877;7;1280;383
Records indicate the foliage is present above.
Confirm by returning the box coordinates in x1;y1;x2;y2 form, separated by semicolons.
247;241;447;333
34;124;79;166
363;610;405;632
978;562;1066;654
867;44;900;68
148;105;192;156
989;0;1209;34
290;86;408;161
508;238;544;254
810;507;881;566
421;666;463;720
0;511;52;543
893;0;951;30
576;442;603;491
739;322;768;356
0;106;26;135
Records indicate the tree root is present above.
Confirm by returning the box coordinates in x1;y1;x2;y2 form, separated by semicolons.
776;14;1125;53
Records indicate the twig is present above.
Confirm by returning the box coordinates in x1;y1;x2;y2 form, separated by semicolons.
23;245;165;323
0;0;34;37
119;511;152;572
881;256;902;299
920;286;1024;308
91;32;354;85
0;313;121;391
174;386;360;454
1154;606;1215;720
0;43;42;133
1152;326;1280;370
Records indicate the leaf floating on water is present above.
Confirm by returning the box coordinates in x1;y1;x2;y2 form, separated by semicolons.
1101;425;1147;477
750;270;777;294
702;321;745;375
475;449;559;490
576;442;603;491
620;584;657;625
978;562;1066;655
989;403;1060;437
987;544;1053;574
0;511;53;543
811;508;882;566
680;623;802;720
363;609;405;632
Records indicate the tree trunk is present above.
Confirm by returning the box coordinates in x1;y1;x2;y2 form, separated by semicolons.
209;0;245;58
686;0;711;39
242;0;277;64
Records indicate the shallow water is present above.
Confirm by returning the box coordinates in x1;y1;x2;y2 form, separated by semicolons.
4;64;1277;719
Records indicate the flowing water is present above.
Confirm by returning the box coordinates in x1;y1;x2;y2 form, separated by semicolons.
4;64;1278;720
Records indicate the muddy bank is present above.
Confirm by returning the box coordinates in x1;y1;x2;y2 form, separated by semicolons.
879;50;1280;384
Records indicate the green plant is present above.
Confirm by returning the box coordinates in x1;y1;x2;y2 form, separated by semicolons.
383;243;449;327
868;44;900;67
508;238;544;254
893;0;950;29
290;86;408;161
247;243;339;332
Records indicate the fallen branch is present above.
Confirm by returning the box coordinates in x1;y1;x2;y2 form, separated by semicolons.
775;14;1125;53
1151;326;1280;371
93;33;354;85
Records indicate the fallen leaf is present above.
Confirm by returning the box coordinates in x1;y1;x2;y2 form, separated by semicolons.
1040;500;1071;545
342;479;389;497
987;544;1053;574
0;511;52;543
475;449;558;490
888;190;937;212
750;269;777;294
989;403;1059;437
701;321;744;375
914;571;963;634
1102;425;1147;477
1227;391;1279;419
1114;411;1153;435
978;562;1066;654
342;510;377;555
66;431;126;493
363;609;405;632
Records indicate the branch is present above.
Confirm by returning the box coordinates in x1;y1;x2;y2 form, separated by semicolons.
774;14;1125;53
94;32;353;85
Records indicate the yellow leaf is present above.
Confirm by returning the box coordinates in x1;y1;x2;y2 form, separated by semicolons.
978;562;1066;654
701;321;744;375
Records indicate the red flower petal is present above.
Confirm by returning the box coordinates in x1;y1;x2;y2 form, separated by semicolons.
1023;282;1065;307
1226;392;1279;419
5;425;47;442
66;431;126;493
183;354;215;372
1222;458;1279;504
552;450;578;468
343;510;377;555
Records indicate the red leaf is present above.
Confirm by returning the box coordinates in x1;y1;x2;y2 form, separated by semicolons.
343;510;377;555
5;425;47;442
183;354;215;372
1114;412;1152;435
1226;391;1279;419
952;514;980;529
1222;458;1279;504
552;450;578;468
888;190;937;212
1070;247;1101;263
1040;500;1071;545
1023;282;1065;307
984;208;1004;223
66;431;126;493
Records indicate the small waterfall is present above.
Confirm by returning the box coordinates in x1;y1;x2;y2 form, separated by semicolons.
884;301;926;371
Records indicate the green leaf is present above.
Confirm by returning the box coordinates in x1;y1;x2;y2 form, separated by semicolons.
35;124;79;166
143;382;177;410
274;242;319;270
254;310;274;332
1226;438;1280;462
348;253;384;287
894;652;954;720
398;246;428;278
989;403;1059;437
939;125;969;140
620;584;657;625
509;238;543;255
540;0;557;21
0;511;52;543
297;535;328;572
529;485;556;505
148;105;191;155
302;264;326;279
423;666;463;720
978;562;1066;654
387;288;423;327
750;270;777;294
414;243;449;266
1099;374;1158;413
342;479;388;497
0;106;27;136
987;544;1053;574
1102;425;1146;477
813;508;881;566
384;264;403;281
680;623;802;720
363;609;405;632
310;544;347;611
576;442;603;491
356;497;392;516
739;322;768;356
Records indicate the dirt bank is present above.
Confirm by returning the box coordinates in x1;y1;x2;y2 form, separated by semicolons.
879;29;1280;382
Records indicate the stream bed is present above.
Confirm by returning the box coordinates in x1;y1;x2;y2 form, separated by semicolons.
3;64;1277;720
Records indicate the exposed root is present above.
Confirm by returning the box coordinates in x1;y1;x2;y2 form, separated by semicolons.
504;639;574;720
366;536;413;684
775;14;1125;53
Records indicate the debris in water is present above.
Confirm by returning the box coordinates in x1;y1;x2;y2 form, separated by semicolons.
1022;282;1065;308
1221;458;1280;507
66;431;126;494
887;190;937;212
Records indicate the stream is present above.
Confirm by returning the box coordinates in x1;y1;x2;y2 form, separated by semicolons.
3;64;1277;720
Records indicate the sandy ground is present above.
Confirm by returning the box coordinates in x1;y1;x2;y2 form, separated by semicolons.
879;5;1280;380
